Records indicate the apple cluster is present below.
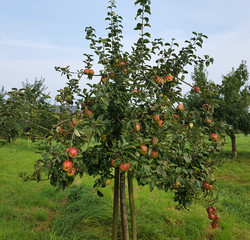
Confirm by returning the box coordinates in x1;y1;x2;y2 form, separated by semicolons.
207;206;221;229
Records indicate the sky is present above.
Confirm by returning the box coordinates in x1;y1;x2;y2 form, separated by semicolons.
0;0;250;100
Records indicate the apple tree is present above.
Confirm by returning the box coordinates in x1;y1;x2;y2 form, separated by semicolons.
214;61;250;157
24;0;226;238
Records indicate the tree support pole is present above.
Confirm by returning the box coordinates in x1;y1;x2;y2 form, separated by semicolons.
112;168;120;240
120;171;129;240
128;171;137;240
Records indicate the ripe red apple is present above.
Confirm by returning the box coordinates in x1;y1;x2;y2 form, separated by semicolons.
66;168;75;177
207;207;214;214
173;113;179;118
84;69;90;74
166;74;173;82
85;109;93;117
112;158;120;168
158;120;164;128
211;221;218;229
62;161;73;172
217;217;221;223
119;163;130;172
68;147;78;158
210;133;218;141
209;213;216;220
89;69;94;75
177;104;184;111
209;185;214;191
213;206;217;212
151;151;159;159
194;86;200;93
141;145;148;155
204;181;210;189
132;89;138;93
153;115;160;122
120;61;126;67
205;118;212;123
136;123;141;131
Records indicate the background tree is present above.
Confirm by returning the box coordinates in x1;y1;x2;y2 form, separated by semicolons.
0;78;56;142
214;61;250;157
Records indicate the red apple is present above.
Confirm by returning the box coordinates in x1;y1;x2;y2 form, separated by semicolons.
153;115;160;122
85;109;93;117
155;76;165;85
213;206;217;212
151;151;159;159
141;145;148;155
158;120;164;128
173;113;179;118
68;147;78;158
209;185;214;191
120;61;126;67
207;207;214;214
211;221;218;229
204;181;210;189
66;168;75;177
205;118;212;123
177;104;184;111
210;133;218;141
217;217;221;223
84;69;90;74
194;86;200;93
119;163;130;172
62;161;73;172
89;69;94;75
209;213;216;220
132;89;138;93
166;74;173;82
136;123;141;131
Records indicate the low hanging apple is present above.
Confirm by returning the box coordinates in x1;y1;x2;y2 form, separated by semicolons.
62;161;73;172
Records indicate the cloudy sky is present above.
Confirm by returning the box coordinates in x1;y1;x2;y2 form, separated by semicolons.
0;0;250;99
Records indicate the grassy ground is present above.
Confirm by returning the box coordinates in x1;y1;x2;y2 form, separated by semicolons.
0;135;249;240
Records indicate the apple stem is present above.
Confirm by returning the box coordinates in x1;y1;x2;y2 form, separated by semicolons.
128;171;137;240
112;167;120;240
120;171;129;240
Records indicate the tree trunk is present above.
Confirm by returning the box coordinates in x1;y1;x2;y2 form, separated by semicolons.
112;168;120;240
231;134;237;157
127;171;137;240
120;172;129;240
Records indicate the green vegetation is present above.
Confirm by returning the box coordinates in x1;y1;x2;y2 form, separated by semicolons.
0;135;249;239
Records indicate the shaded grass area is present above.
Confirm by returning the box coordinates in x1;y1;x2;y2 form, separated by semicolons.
0;135;249;239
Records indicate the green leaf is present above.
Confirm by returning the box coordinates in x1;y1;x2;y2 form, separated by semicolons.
184;153;191;163
150;175;157;192
74;129;81;137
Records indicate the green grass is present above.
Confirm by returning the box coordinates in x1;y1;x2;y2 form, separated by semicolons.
0;135;249;239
